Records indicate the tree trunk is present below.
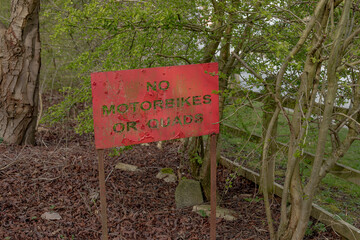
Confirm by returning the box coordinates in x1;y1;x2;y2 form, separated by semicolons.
260;75;278;195
291;1;352;239
0;0;40;145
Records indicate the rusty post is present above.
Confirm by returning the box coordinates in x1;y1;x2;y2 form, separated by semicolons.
210;134;217;240
97;149;109;240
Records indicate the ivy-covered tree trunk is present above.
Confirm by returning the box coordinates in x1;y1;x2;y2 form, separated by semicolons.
0;0;40;144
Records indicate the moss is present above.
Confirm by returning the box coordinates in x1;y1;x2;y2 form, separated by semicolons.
327;204;341;213
160;168;174;174
275;169;285;177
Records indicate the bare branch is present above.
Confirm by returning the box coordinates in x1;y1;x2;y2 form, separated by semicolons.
309;34;326;56
260;107;280;240
274;6;307;25
343;27;360;50
333;112;360;128
181;23;205;32
337;60;360;71
155;53;192;64
302;0;353;226
233;53;264;81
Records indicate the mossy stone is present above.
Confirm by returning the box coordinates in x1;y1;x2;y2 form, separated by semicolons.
175;179;204;209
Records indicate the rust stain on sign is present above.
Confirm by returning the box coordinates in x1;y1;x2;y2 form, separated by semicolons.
91;63;219;149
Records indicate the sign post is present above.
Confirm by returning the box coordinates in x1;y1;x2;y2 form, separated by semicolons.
210;134;217;240
91;63;219;239
97;149;109;240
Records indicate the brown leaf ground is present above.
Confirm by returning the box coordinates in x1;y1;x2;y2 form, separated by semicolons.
0;127;341;239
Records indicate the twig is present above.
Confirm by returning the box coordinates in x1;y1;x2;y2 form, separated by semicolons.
105;166;114;182
78;190;93;215
233;53;293;131
337;60;360;71
0;146;26;171
343;27;360;50
333;112;360;128
274;6;307;25
32;176;61;181
155;53;192;64
215;91;264;124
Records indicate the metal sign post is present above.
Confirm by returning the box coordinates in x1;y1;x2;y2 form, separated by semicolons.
97;149;109;240
210;134;217;240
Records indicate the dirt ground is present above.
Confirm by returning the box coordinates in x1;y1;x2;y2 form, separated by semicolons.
0;127;341;239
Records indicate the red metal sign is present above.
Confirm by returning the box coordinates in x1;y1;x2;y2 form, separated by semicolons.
91;63;219;149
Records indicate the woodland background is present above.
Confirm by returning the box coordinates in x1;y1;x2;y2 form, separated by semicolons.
1;0;360;239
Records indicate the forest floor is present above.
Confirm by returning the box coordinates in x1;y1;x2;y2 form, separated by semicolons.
0;125;342;240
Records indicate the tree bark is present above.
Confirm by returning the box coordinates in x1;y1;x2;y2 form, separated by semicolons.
260;75;278;195
0;0;40;145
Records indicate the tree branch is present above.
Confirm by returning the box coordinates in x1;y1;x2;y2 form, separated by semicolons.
343;27;360;50
233;53;293;129
276;0;329;97
337;60;360;71
155;53;192;64
333;112;360;128
234;54;264;81
274;5;307;25
260;106;280;240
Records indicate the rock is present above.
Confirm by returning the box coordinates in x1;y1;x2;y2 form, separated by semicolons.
115;162;139;172
156;168;177;183
41;212;62;220
37;126;50;132
192;205;239;221
156;141;163;149
175;179;204;209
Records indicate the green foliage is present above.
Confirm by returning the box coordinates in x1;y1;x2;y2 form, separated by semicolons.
243;196;263;203
108;146;133;157
190;152;203;165
305;221;327;237
224;171;240;194
39;0;319;136
160;168;174;174
41;0;207;132
41;83;93;134
199;209;207;217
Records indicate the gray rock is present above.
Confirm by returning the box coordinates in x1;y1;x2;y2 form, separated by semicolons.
156;171;177;183
175;179;204;209
41;212;62;220
192;204;239;221
115;162;139;172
